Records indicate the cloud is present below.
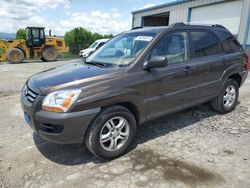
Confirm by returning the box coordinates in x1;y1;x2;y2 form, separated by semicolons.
139;4;156;9
0;0;130;35
57;10;130;35
0;0;70;19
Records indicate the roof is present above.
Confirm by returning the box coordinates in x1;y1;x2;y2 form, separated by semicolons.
127;23;229;35
26;27;45;29
124;26;167;34
95;38;110;42
132;0;190;14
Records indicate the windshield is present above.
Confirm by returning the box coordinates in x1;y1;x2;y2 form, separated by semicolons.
89;42;98;48
86;33;155;67
26;28;31;40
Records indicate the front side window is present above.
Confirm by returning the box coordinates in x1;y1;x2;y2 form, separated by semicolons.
87;33;155;66
96;42;105;49
191;31;222;57
40;29;44;39
151;32;189;64
26;29;31;40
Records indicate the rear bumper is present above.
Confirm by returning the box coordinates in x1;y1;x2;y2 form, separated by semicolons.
21;91;100;144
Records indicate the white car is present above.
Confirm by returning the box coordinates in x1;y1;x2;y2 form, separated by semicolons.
79;38;110;58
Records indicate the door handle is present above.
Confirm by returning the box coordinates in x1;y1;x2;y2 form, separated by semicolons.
184;66;195;73
223;57;232;64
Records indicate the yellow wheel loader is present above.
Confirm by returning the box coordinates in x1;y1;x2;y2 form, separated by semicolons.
0;27;69;63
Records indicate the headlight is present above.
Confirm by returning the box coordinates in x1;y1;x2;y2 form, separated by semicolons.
42;89;81;112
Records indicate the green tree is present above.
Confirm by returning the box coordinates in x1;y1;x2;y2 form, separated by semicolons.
64;27;113;54
16;29;26;40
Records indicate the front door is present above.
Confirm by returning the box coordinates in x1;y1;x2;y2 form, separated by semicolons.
26;28;45;48
144;31;200;120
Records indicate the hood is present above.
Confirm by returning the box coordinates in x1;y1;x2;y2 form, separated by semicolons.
27;61;123;95
80;48;95;54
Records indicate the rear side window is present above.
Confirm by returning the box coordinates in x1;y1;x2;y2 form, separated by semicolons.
218;30;242;53
191;31;222;58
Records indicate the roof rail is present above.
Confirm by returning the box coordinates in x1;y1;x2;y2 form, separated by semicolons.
185;22;228;29
170;22;228;30
170;22;186;27
131;26;143;30
211;24;227;29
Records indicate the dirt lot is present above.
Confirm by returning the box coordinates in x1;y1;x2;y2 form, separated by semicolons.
0;60;250;188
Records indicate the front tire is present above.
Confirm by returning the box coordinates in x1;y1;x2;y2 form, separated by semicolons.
85;106;137;159
6;48;25;63
211;79;239;113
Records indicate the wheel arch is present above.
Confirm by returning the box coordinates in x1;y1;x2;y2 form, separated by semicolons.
228;73;242;87
100;102;140;126
221;64;244;87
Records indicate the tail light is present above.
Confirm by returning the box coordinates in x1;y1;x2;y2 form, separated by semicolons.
244;53;250;71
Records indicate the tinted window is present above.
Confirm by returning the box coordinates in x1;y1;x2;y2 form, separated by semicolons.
32;29;39;38
218;30;242;53
191;31;222;58
40;29;44;39
97;42;105;49
151;32;189;64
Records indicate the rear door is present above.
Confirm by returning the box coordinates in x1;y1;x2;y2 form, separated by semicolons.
217;29;244;70
188;29;225;99
144;30;200;120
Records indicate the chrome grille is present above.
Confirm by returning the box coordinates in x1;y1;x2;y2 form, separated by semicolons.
23;85;38;103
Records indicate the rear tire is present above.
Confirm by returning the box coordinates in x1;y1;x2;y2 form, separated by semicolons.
211;79;239;113
42;46;58;62
85;106;137;160
6;48;25;63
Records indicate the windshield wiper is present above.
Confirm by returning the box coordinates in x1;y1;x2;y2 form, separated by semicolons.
84;60;108;68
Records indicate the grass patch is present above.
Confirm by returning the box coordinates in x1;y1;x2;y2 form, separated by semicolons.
59;53;79;59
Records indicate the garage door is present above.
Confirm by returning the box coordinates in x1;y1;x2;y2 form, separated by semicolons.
190;1;243;35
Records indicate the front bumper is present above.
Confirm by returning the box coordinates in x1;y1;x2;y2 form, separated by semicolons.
21;89;100;144
79;52;89;58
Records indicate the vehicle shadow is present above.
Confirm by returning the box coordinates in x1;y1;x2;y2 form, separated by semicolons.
33;103;222;165
0;58;81;65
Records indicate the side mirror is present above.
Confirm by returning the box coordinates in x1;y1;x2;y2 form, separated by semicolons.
143;56;168;70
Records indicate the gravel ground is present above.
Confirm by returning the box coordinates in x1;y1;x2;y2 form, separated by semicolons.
0;60;249;188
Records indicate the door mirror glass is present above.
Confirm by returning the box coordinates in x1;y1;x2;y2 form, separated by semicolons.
143;56;168;70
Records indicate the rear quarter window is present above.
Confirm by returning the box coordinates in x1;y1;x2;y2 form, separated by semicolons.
190;30;222;58
217;29;243;53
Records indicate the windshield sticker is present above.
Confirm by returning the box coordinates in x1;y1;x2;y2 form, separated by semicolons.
135;36;153;42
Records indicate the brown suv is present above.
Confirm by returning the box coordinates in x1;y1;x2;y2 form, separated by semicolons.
21;23;249;159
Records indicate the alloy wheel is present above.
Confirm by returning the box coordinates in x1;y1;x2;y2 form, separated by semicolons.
223;85;236;108
99;116;130;151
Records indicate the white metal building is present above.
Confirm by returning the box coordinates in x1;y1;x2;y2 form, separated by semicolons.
132;0;250;52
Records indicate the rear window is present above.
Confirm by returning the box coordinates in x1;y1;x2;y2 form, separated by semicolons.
191;31;222;58
217;30;242;53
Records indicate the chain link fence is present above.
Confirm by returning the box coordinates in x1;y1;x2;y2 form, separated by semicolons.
68;45;86;55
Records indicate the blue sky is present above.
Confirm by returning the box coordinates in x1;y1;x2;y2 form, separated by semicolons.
0;0;173;35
